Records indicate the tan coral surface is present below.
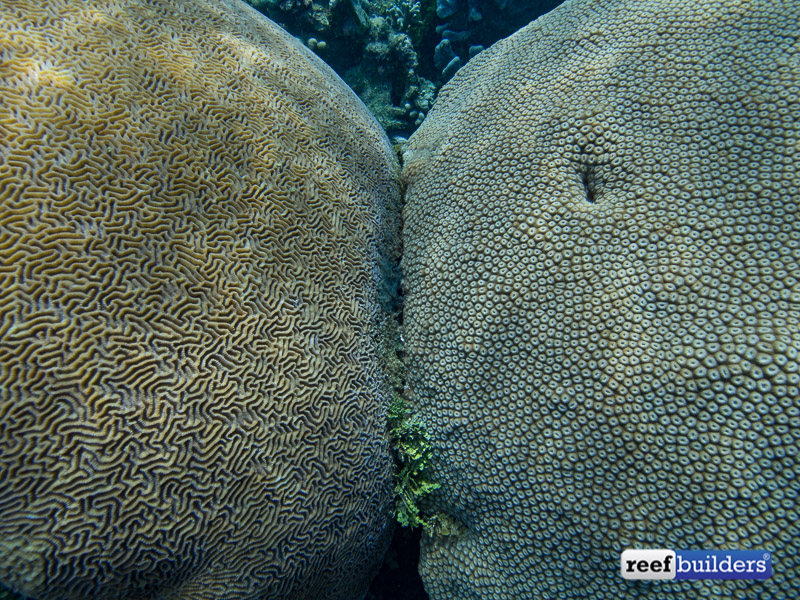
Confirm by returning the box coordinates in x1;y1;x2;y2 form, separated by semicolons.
402;0;800;597
0;1;400;598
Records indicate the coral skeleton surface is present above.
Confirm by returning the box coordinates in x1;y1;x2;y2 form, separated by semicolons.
402;0;800;597
0;1;401;598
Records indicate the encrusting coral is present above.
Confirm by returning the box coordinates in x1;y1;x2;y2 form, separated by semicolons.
0;0;401;598
402;0;800;597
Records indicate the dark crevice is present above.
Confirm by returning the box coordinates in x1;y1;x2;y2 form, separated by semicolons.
580;169;595;204
366;527;428;600
369;148;428;600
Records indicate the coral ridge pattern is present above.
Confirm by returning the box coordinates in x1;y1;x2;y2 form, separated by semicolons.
0;0;401;598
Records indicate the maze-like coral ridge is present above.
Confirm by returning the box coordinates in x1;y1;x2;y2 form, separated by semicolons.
0;1;400;598
402;0;800;598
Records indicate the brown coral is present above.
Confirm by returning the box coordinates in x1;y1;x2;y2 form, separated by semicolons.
402;0;800;597
0;1;400;598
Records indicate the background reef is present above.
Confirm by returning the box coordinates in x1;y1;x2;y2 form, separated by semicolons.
245;0;562;135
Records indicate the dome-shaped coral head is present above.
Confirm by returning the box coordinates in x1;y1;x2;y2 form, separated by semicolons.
402;0;800;598
0;0;401;598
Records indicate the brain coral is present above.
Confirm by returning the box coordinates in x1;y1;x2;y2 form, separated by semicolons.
0;0;401;598
402;0;800;597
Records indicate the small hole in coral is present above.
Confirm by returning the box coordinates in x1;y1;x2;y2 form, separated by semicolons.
581;170;595;204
